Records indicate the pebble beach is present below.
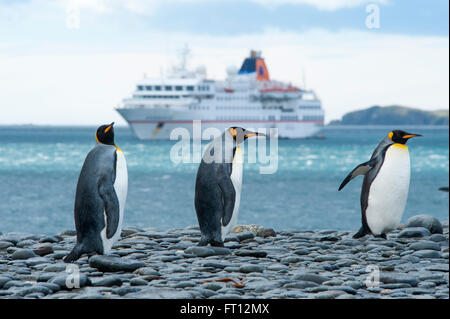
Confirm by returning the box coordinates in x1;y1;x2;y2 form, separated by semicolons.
0;215;448;299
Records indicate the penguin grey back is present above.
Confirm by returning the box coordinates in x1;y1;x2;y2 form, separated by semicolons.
359;145;390;234
73;144;118;253
194;131;236;246
371;134;393;159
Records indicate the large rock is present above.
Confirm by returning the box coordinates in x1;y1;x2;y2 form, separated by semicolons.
89;255;145;272
405;215;443;234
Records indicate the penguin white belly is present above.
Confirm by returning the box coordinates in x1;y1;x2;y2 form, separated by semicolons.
101;149;128;253
221;147;243;241
366;144;410;235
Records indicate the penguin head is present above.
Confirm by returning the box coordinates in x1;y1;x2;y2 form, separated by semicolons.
228;127;265;144
388;130;422;144
96;122;115;145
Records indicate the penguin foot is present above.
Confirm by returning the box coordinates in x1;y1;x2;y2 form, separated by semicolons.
352;227;368;239
210;241;225;247
63;245;83;263
375;233;387;239
197;238;209;246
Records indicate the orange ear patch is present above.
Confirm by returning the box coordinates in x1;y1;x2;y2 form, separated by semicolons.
229;128;237;137
388;132;393;140
104;125;112;133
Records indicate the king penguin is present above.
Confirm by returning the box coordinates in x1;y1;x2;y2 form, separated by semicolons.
338;130;421;239
64;122;128;262
194;127;264;247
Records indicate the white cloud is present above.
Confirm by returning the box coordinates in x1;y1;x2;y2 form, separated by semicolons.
0;29;448;125
52;0;388;15
250;0;388;11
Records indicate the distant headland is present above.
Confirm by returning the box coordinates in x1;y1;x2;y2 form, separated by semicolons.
330;105;449;126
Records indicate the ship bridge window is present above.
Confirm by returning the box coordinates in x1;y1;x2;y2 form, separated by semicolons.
186;86;194;91
299;105;319;110
154;86;162;91
175;86;183;91
165;86;172;91
137;85;144;91
303;115;324;121
281;116;298;121
197;85;210;91
145;86;152;91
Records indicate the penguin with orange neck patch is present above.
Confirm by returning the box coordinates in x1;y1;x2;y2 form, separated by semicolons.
195;127;264;247
339;130;421;239
64;122;128;262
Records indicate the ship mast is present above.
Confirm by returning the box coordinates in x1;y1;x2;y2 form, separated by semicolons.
178;44;190;71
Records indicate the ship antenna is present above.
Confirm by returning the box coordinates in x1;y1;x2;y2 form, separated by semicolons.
302;68;307;90
160;67;165;84
179;44;190;70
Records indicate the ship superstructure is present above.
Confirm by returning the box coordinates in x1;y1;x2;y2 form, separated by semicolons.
116;50;324;139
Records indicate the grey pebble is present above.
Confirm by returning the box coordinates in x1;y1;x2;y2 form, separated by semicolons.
236;232;255;242
239;264;264;273
89;255;145;272
11;249;37;260
234;249;267;258
293;273;331;284
92;276;123;287
409;241;441;251
412;250;441;259
398;227;431;238
130;278;148;286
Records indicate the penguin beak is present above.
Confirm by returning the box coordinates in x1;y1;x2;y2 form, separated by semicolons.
403;133;422;139
244;130;266;139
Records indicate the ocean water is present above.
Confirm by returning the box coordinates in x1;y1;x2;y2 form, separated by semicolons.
0;125;448;235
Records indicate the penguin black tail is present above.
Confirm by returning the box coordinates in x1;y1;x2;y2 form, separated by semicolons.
353;226;368;239
63;244;84;263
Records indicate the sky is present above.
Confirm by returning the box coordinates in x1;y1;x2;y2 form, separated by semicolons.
0;0;448;125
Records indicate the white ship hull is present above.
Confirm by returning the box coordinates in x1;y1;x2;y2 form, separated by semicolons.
117;108;324;140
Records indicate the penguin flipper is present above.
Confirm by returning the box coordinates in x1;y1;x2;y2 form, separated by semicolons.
216;166;236;227
338;158;378;191
98;178;120;239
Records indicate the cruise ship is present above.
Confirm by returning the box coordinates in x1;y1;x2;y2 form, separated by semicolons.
116;50;324;139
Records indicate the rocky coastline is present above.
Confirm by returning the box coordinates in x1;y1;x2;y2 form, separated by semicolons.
0;215;448;299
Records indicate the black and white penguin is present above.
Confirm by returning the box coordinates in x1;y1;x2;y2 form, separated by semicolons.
194;127;264;246
64;122;128;262
339;130;421;239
